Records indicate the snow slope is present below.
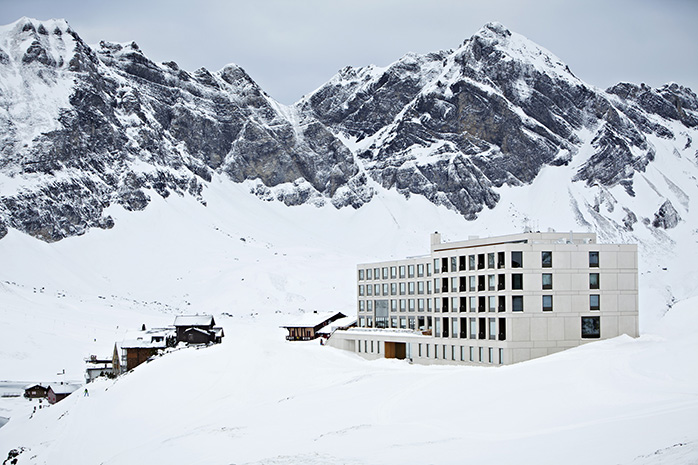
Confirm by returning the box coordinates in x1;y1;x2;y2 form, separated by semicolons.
0;176;697;464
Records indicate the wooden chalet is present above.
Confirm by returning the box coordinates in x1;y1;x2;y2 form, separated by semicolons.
281;311;347;341
173;315;224;345
47;383;79;404
23;383;49;399
120;327;174;371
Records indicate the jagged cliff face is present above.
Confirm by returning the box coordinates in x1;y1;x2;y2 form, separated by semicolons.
300;23;697;224
0;18;370;241
0;19;696;242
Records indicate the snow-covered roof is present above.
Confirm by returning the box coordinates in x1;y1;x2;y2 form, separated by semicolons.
317;316;357;335
121;338;166;349
24;383;48;390
173;315;215;327
281;311;346;328
184;327;210;335
48;384;80;395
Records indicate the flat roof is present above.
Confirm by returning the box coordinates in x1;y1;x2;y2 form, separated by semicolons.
281;311;345;328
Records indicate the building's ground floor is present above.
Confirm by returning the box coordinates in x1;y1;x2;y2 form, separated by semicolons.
328;310;637;365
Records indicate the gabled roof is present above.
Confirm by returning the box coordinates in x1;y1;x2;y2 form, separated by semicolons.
184;327;210;336
281;311;346;329
24;383;48;390
173;315;215;327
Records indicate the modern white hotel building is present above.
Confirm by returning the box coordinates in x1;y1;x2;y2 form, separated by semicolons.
327;232;639;365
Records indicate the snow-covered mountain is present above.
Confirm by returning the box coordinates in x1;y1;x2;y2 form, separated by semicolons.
1;18;697;247
1;18;698;465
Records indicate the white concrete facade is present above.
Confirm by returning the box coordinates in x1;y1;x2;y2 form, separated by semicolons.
328;232;638;366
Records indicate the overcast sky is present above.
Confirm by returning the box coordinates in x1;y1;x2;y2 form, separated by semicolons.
1;0;696;104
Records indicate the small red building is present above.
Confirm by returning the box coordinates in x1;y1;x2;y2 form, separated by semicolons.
47;384;79;404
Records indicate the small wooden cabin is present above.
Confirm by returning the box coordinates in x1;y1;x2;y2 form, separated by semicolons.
47;384;79;404
173;315;224;344
24;384;49;399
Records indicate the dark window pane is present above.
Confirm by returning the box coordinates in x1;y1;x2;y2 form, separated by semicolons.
512;296;524;312
542;273;553;290
542;251;552;268
581;316;600;338
511;251;523;268
589;251;599;268
589;273;599;289
512;273;523;290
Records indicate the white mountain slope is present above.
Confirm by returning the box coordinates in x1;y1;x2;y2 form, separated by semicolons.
0;176;697;464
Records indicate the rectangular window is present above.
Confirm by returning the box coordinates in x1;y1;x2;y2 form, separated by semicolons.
418;299;425;312
442;278;448;293
367;300;373;311
359;285;365;296
488;253;495;269
478;275;485;291
427;280;432;295
418;281;424;294
589;251;599;268
451;277;458;292
359;300;366;312
408;282;415;295
590;294;600;311
469;276;476;292
441;257;448;273
479;347;483;362
451;297;458;313
427;299;433;312
459;255;466;271
399;282;406;295
418;343;422;357
452;345;457;361
542;295;553;311
400;317;407;329
452;318;459;339
408;317;415;330
498;274;505;290
434;278;440;294
390;266;397;279
488;318;496;340
499;348;504;365
512;273;523;290
418;316;425;330
581;316;600;338
461;346;466;361
374;284;380;295
370;340;374;353
417;264;424;277
478;318;486;339
426;263;431;276
478;254;485;270
399;265;406;278
478;296;486;312
434;298;441;312
497;252;505;269
366;269;373;280
391;316;397;328
433;259;440;274
382;267;389;279
382;283;389;296
511;251;523;268
435;319;441;337
469;255;476;270
459;276;466;292
498;317;506;341
512;296;524;312
451;257;457;272
469;296;477;312
488;348;493;364
469;318;477;339
426;344;430;358
391;299;397;312
542;273;553;290
408;265;415;278
488;274;496;291
391;283;397;295
459;296;467;312
367;316;373;327
590;273;600;289
366;285;372;296
488;296;496;312
399;299;406;312
542;251;552;268
359;269;365;280
469;346;475;362
498;295;506;312
442;297;449;312
408;299;415;312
